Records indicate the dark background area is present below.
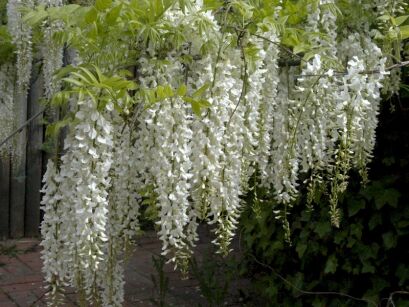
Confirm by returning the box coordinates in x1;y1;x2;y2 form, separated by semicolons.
239;67;409;306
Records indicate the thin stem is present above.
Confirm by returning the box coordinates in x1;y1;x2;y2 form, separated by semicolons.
248;253;378;306
252;32;307;64
0;107;47;149
289;74;323;153
386;291;409;307
226;45;248;128
295;60;409;78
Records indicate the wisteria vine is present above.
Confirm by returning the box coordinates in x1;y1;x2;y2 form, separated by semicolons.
0;0;408;305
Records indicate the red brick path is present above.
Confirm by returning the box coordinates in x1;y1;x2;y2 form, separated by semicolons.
0;231;246;306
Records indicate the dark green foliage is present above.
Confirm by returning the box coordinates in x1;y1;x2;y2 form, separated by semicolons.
240;95;409;306
190;254;237;307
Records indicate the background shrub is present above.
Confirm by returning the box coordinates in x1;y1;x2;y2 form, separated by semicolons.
240;72;409;306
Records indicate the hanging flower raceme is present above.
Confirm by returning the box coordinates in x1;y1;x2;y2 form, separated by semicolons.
239;37;266;188
267;2;325;207
40;160;66;306
256;29;281;186
338;34;387;182
134;55;194;268
186;17;224;249
100;123;141;307
188;55;222;243
7;0;33;93
268;67;300;241
40;96;115;304
38;0;63;99
210;47;245;254
0;64;15;157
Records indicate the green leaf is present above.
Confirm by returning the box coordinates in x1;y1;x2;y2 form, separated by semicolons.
163;85;174;98
397;220;409;229
368;214;382;230
348;199;365;217
191;100;202;117
192;82;210;98
293;43;308;54
244;44;261;60
156;85;165;100
54;65;75;80
198;99;211;107
350;224;363;240
334;229;347;244
324;255;338;274
396;15;409;26
231;1;253;19
361;262;375;274
296;243;307;258
396;264;409;286
378;15;391;22
73;67;99;85
95;0;112;11
48;4;81;21
203;0;223;10
106;4;122;25
145;89;156;104
177;84;187;96
45;117;71;139
374;188;400;209
63;77;84;87
314;222;331;238
400;25;409;40
51;91;69;106
23;5;48;26
85;7;98;24
303;50;317;62
382;232;397;250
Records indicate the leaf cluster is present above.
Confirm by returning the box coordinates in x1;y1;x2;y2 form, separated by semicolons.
239;99;409;306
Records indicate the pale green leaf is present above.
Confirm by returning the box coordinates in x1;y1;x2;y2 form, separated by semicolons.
399;25;409;40
176;84;187;96
95;0;112;11
396;15;409;26
106;4;122;25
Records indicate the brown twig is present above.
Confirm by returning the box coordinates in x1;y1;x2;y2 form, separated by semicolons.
252;32;308;64
247;253;378;306
227;25;308;66
295;60;409;78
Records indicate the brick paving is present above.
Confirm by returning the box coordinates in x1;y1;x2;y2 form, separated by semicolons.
0;229;247;307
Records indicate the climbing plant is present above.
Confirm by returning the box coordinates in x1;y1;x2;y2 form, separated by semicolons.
0;0;408;306
240;86;409;305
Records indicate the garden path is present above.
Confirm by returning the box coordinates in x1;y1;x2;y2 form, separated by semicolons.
0;228;246;307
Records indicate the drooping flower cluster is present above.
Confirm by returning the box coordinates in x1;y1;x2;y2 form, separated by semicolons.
7;0;33;93
0;65;15;157
374;0;406;96
38;0;64;99
101;123;140;306
1;0;398;306
257;29;281;186
40;97;117;305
